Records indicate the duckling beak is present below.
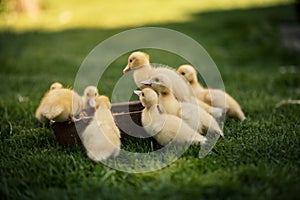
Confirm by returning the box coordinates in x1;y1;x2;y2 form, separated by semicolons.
134;90;142;96
123;65;131;74
89;98;96;108
140;79;152;86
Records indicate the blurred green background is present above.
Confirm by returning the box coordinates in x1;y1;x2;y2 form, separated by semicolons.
0;0;294;30
0;0;299;199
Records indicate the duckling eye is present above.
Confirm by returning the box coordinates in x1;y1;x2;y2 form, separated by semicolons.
154;78;159;82
95;93;97;96
142;92;144;97
181;72;185;75
87;93;90;97
129;59;133;63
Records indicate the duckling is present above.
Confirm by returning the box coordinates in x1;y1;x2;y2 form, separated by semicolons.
35;82;65;123
142;74;224;137
123;51;194;102
177;64;246;121
135;88;207;146
123;51;152;88
82;86;99;109
36;86;82;123
80;95;121;161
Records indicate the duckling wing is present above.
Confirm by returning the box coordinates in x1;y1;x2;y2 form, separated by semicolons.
40;104;64;120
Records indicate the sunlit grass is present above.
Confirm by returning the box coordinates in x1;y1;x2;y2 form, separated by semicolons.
0;0;293;31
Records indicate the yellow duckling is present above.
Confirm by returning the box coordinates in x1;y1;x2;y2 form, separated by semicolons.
82;86;99;109
36;82;62;123
123;51;194;102
81;95;121;161
177;64;246;121
35;82;82;123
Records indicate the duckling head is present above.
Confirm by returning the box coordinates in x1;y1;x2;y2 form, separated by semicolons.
177;64;198;84
95;95;111;110
123;51;150;74
141;74;172;95
83;86;99;108
134;88;158;108
50;82;63;90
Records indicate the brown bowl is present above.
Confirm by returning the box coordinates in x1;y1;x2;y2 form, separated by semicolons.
51;101;155;147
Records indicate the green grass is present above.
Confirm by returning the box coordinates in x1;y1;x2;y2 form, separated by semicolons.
0;1;300;199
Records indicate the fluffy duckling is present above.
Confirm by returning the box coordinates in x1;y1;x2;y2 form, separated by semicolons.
35;82;65;123
123;51;194;102
36;85;82;123
177;64;246;121
135;88;207;146
82;86;99;109
123;51;151;87
142;74;224;137
81;95;121;161
36;82;59;122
